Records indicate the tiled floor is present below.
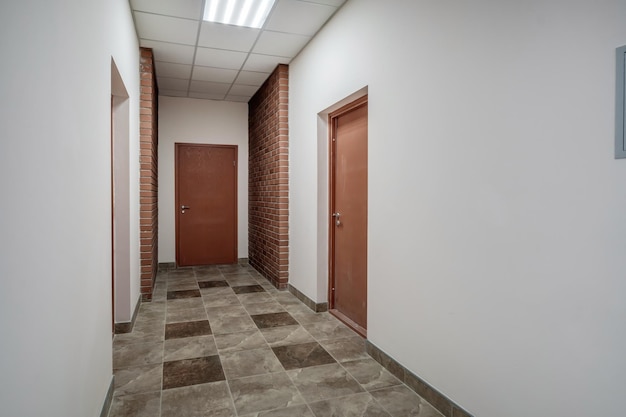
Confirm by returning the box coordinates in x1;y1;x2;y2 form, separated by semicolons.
109;264;442;417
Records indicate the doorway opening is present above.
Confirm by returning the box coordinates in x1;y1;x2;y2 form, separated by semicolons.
328;95;368;337
111;59;131;332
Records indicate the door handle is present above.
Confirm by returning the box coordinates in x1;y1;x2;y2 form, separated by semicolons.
332;212;341;226
181;205;190;214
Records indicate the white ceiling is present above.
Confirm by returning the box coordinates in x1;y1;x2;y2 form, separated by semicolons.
130;0;346;102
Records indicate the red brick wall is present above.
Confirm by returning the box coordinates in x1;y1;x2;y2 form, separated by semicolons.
139;48;158;301
248;64;289;289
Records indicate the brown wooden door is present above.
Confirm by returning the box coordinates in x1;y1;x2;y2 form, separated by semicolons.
330;97;368;336
176;143;237;266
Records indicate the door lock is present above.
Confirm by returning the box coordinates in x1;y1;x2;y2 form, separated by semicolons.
332;212;341;226
181;205;190;214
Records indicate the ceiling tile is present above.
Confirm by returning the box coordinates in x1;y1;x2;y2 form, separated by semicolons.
155;62;192;79
189;80;231;94
198;22;260;52
130;0;204;19
195;47;248;69
225;95;251;103
253;31;311;57
235;71;270;86
134;12;199;45
229;85;258;96
140;40;195;64
159;89;190;98
243;54;290;72
265;0;336;36
158;77;190;91
189;92;227;100
192;66;239;83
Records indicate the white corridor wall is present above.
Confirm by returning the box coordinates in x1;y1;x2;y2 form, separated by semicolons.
0;0;140;416
158;97;249;263
288;1;626;416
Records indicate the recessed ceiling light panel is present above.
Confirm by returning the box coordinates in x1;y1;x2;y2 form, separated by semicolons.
204;0;276;29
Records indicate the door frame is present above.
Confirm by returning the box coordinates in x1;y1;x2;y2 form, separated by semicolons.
175;142;238;266
328;95;368;337
110;94;114;334
111;58;131;333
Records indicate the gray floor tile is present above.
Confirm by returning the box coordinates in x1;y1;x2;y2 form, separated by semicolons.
226;277;260;287
166;298;204;312
195;273;227;282
165;306;207;324
287;363;364;403
165;320;212;340
166;276;197;284
272;342;336;370
251;312;299;329
261;325;315;347
238;292;275;305
229;372;305;415
244;301;286;315
113;363;162;396
240;404;315;417
292;311;337;325
341;358;403;391
167;289;201;300
193;265;221;273
206;305;249;320
319;336;369;362
166;282;200;292
200;286;236;297
309;393;392;417
203;294;243;308
273;293;302;306
221;347;284;379
113;341;163;369
370;385;443;417
138;302;166;315
162;355;225;389
301;320;358;341
134;315;166;329
113;327;164;347
284;303;320;317
108;391;161;417
163;335;217;361
232;284;266;294
215;330;269;353
161;381;236;417
167;271;195;281
198;280;229;288
152;292;167;302
210;315;258;335
220;265;249;274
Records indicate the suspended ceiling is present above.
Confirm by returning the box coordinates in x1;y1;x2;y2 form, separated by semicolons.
130;0;346;102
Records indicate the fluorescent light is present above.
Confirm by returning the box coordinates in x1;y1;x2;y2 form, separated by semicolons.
250;0;273;28
237;0;255;27
222;0;237;25
206;0;218;21
203;0;276;29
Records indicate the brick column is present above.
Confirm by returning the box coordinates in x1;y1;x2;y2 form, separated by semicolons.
139;48;158;301
248;64;289;289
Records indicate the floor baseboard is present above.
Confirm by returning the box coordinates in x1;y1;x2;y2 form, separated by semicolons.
365;341;473;417
288;283;328;313
99;376;115;417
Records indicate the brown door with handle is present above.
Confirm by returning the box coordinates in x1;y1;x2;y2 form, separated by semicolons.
176;143;237;266
329;96;368;336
